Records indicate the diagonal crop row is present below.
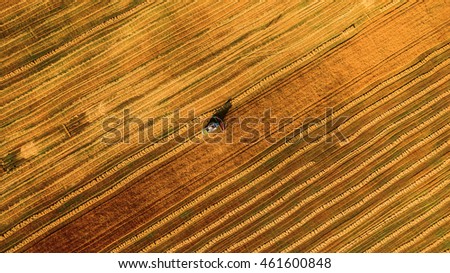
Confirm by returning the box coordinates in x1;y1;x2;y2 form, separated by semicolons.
288;158;449;252
159;80;450;252
223;119;449;252
115;50;449;252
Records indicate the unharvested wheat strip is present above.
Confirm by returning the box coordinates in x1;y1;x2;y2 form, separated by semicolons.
223;123;450;252
307;164;450;252
393;215;450;252
194;94;450;251
286;158;450;253
2;21;359;237
154;80;450;252
142;162;317;252
112;67;449;252
366;194;450;252
420;231;450;252
0;1;155;80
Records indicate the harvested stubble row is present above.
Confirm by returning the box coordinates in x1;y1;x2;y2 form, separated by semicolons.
1;1;449;252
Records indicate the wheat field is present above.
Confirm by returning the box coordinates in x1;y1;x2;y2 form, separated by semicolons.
1;1;449;252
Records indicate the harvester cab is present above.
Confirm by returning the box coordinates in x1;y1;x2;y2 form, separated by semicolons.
202;99;232;134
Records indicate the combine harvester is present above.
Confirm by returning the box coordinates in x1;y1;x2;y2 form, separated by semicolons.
202;99;232;134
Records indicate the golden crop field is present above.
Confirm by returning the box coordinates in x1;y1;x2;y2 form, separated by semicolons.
1;1;449;253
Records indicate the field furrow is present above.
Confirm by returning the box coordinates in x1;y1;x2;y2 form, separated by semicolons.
130;55;449;252
145;74;450;252
1;0;448;253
